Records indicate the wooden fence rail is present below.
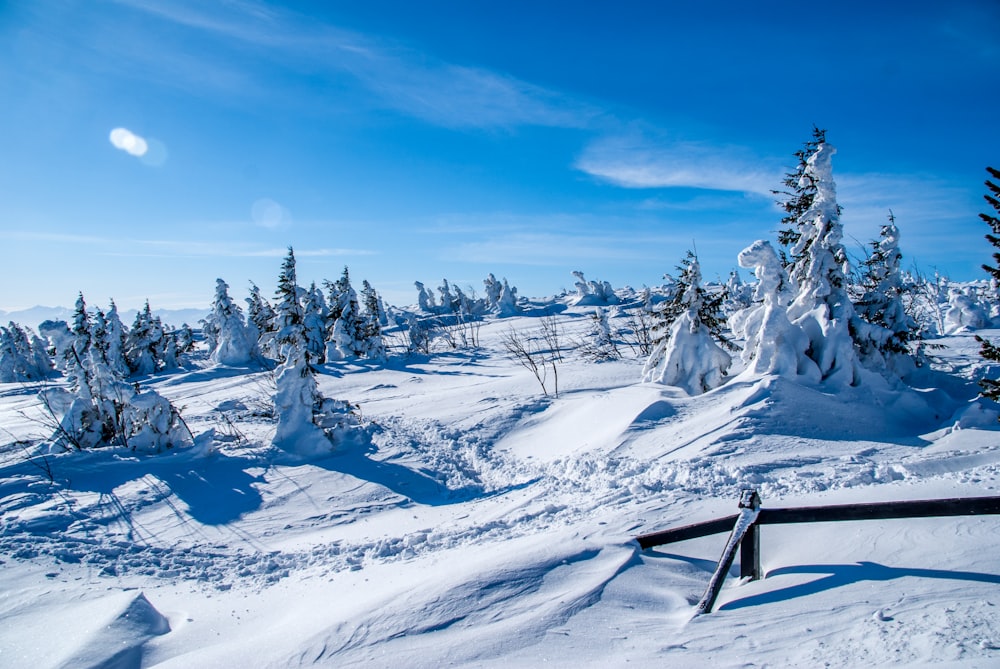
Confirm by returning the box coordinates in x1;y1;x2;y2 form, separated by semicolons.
634;492;1000;614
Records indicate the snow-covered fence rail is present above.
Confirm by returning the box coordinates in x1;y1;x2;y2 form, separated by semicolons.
635;491;1000;614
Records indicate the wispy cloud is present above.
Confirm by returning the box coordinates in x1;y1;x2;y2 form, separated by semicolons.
1;230;374;259
575;133;781;196
110;0;597;131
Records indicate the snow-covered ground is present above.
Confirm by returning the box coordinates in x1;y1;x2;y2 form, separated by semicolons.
2;305;1000;668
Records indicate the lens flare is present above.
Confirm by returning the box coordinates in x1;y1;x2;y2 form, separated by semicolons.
109;127;149;157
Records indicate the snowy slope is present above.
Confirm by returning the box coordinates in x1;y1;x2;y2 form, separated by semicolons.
1;309;999;668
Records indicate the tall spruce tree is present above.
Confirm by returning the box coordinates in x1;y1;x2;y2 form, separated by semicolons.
976;167;1000;402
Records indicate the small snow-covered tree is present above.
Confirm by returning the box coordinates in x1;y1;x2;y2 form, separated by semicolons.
571;271;617;306
64;293;92;389
272;247;309;365
246;282;276;357
0;322;53;382
41;300;192;452
359;279;387;360
944;286;989;333
852;213;918;375
414;280;437;313
302;282;328;364
204;278;256;366
125;301;162;376
730;240;810;377
643;252;733;394
103;301;130;378
325;267;366;360
580;307;621;361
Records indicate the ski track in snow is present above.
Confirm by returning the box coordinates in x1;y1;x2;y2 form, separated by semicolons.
2;314;1000;667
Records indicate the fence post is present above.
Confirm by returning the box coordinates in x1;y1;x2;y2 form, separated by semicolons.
696;489;761;615
739;490;761;581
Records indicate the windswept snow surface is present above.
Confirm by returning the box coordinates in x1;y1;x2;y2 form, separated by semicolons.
2;309;1000;668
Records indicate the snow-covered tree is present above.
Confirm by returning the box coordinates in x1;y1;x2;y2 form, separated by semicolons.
723;270;753;315
0;322;53;382
773;126;832;257
325;267;366;360
125;301;162;376
977;167;1000;404
269;256;360;456
414;281;437;313
730;240;810;377
38;320;72;372
359;280;387;360
204;278;256;366
580;307;621;361
273;247;308;364
944;286;988;333
40;300;192;452
302;282;328;364
103;301;130;378
852;213;918;374
783;138;861;386
246;282;276;356
64;293;92;389
642;252;733;394
571;271;617;306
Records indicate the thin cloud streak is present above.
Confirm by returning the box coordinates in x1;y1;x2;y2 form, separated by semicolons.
112;0;598;131
3;230;374;259
576;135;781;196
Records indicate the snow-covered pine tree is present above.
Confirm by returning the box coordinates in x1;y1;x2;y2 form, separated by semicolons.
274;247;307;364
64;293;92;389
731;240;810;377
783;137;863;386
581;307;621;361
205;278;256;366
0;322;53;382
642;251;734;394
245;282;277;359
772;126;834;259
269;254;359;456
852;212;918;375
414;281;437;313
325;267;366;360
976;167;1000;402
40;302;192;452
126;301;161;376
173;323;195;355
103;300;130;378
302;282;328;364
360;279;387;360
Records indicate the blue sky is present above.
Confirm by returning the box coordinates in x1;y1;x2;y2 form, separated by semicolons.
1;0;998;311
